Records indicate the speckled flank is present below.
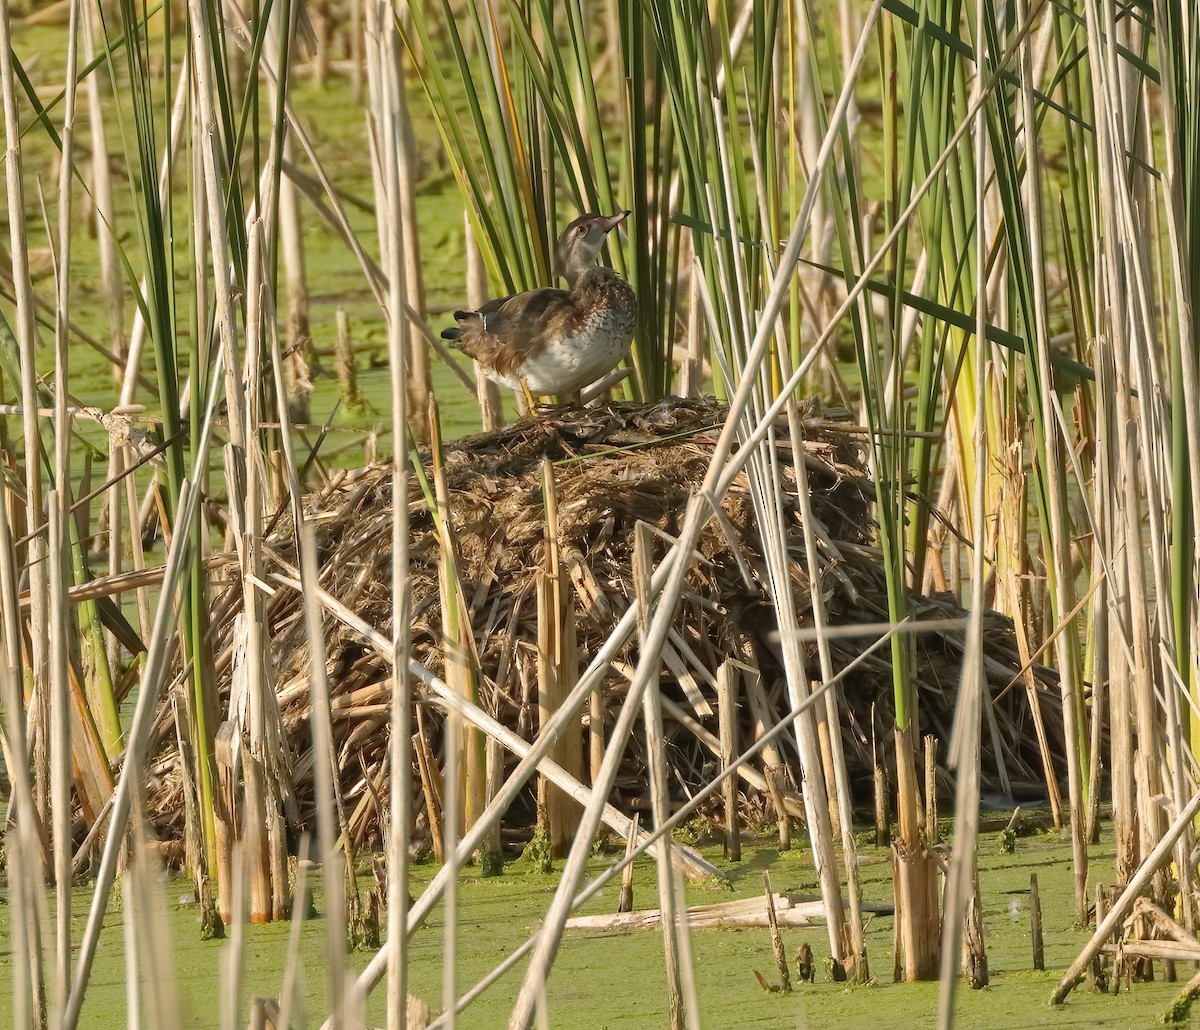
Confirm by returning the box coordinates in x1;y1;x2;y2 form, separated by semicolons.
500;290;635;394
480;267;637;395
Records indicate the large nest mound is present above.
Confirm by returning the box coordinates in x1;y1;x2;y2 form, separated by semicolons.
147;398;1063;849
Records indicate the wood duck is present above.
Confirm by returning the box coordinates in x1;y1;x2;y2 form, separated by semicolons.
442;212;636;407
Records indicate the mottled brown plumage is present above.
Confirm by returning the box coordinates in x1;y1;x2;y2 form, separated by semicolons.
442;212;636;400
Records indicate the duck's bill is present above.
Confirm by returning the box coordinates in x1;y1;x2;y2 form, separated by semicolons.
596;211;631;232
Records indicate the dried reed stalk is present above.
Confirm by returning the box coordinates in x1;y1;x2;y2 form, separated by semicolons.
430;403;487;834
1053;788;1200;1004
0;474;47;1027
1;0;51;824
299;527;348;1026
236;221;291;921
363;2;417;1018
741;413;847;964
46;9;81;1011
507;493;706;1030
465;214;503;429
1017;0;1088;924
936;19;992;1016
785;385;867;979
49;500;73;1017
716;660;740;863
271;7;313;424
536;460;583;855
634;524;691;1030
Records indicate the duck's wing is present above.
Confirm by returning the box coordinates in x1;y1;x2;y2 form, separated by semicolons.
446;287;575;377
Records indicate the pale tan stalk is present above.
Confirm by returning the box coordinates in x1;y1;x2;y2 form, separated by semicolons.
746;132;867;970
82;0;123;384
48;0;81;1010
441;700;459;1030
365;2;415;1020
48;500;73;1019
237;221;292;920
269;5;313;423
276;838;312;1030
222;840;248;1030
743;438;847;964
298;528;348;1027
633;526;689;1030
393;25;430;441
1010;0;1088;924
1152;3;1200;708
465;213;502;428
0;478;48;1028
788;402;868;977
0;0;50;821
187;0;246;450
117;62;190;410
120;869;141;1029
126;804;180;1030
937;16;991;1019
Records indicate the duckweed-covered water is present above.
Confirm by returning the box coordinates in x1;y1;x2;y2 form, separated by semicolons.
3;817;1192;1028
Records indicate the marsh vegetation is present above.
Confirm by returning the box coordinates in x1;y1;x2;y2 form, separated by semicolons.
1;0;1198;1026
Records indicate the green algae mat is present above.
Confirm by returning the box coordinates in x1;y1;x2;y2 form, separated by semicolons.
2;822;1191;1028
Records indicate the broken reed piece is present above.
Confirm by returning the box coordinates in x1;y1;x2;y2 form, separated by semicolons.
588;684;605;789
874;758;890;847
414;709;444;863
764;870;792;993
1051;788;1200;1005
1030;872;1044;971
872;708;890;847
617;811;640;914
481;736;504;876
334;307;363;413
717;660;741;863
964;877;988;989
536;457;584;858
407;993;431;1030
566;894;892;933
1090;885;1112;994
247;997;280;1030
766;765;791;851
1112;897;1200;984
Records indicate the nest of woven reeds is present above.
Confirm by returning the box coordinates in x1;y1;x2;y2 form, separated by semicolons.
145;397;1064;851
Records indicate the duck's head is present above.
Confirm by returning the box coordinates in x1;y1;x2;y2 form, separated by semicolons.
555;211;629;284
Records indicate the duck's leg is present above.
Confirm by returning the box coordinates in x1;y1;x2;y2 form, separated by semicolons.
519;379;538;414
